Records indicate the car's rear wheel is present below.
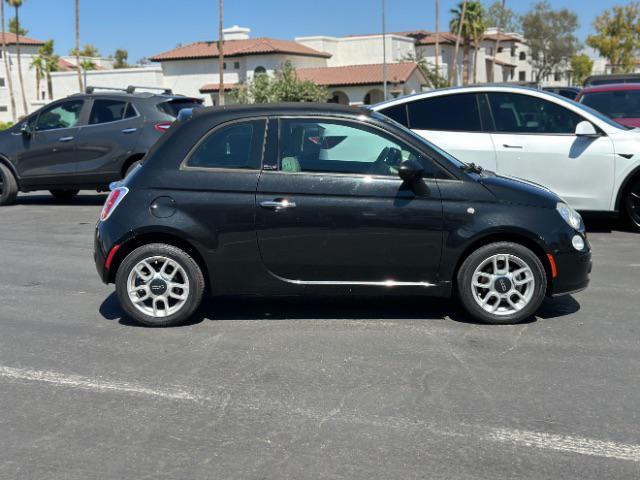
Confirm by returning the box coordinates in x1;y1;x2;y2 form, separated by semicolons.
50;189;80;201
623;177;640;232
457;242;547;325
0;163;18;206
115;243;205;327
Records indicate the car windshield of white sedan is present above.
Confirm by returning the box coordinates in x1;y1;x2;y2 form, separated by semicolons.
544;90;633;130
579;90;640;123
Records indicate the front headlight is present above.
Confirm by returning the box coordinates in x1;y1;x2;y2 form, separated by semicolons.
556;202;582;230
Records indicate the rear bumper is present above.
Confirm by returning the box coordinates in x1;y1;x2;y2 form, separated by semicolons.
94;226;109;284
550;250;592;297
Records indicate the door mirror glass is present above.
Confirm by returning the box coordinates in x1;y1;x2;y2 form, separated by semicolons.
398;158;425;182
575;120;598;137
20;122;32;137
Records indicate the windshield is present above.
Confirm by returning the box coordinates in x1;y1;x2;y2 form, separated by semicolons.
579;90;640;121
157;99;204;118
370;111;468;168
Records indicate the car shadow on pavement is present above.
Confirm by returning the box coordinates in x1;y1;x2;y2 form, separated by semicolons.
582;213;629;233
98;291;580;328
14;193;107;206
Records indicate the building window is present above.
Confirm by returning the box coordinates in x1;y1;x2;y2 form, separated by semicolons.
554;71;561;81
519;51;526;61
0;105;7;112
0;77;5;87
519;71;526;81
234;61;240;69
511;47;516;57
223;62;227;70
487;47;494;56
498;47;504;53
254;66;266;75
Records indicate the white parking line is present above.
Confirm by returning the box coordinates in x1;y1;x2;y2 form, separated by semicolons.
0;365;206;402
2;364;639;463
486;428;640;463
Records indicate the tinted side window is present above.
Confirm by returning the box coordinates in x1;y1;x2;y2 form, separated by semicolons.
186;120;266;170
124;103;138;119
407;94;482;131
278;119;433;178
35;100;84;131
379;103;408;126
488;93;583;134
89;99;128;125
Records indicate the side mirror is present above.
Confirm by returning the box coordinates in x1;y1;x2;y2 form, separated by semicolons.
575;121;599;137
20;123;33;138
398;158;425;182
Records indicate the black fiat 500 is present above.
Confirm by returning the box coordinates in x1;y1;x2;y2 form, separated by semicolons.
94;103;591;327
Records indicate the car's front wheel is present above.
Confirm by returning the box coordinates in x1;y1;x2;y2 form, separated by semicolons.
623;177;640;232
457;242;547;325
115;243;205;327
0;163;18;206
50;189;80;202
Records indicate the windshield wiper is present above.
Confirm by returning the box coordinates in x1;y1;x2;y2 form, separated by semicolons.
460;162;484;174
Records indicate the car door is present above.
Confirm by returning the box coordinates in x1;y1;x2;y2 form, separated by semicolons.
74;99;145;184
380;93;498;170
485;92;616;210
16;99;86;186
256;117;443;285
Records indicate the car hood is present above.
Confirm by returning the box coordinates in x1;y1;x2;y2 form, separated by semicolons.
477;171;560;209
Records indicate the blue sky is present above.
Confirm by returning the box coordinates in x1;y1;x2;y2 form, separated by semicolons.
14;0;637;62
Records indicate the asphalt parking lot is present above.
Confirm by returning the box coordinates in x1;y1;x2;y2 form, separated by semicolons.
0;192;639;480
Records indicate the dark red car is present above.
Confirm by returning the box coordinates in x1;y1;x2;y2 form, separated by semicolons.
576;84;640;128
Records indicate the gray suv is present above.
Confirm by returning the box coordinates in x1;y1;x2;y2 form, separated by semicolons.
0;86;203;205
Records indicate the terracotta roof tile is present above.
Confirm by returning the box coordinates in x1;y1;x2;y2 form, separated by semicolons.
296;62;420;87
0;32;45;46
151;38;331;62
199;82;238;93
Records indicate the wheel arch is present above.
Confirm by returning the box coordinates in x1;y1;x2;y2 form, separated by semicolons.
107;230;210;288
614;164;640;212
451;230;553;295
120;153;146;179
0;153;19;187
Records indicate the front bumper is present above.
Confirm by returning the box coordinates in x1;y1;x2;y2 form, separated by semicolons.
550;249;592;296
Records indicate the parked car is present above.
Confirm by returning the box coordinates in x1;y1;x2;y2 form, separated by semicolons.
373;85;640;230
94;103;591;327
542;86;581;100
576;83;640;128
584;73;640;87
0;86;203;206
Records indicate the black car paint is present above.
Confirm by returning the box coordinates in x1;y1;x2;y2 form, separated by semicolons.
95;103;590;300
0;92;203;192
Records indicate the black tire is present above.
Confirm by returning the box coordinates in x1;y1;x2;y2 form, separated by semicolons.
0;163;18;206
50;189;80;202
115;243;205;327
456;242;547;325
623;177;640;232
124;160;142;178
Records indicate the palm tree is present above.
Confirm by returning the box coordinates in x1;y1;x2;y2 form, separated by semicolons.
1;0;16;121
74;0;82;91
491;0;507;80
38;39;58;100
434;0;439;80
449;0;468;85
30;52;43;99
217;0;224;105
464;2;487;84
6;0;27;116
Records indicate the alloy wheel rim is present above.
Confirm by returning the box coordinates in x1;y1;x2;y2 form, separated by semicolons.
626;183;640;226
127;256;190;318
471;254;535;316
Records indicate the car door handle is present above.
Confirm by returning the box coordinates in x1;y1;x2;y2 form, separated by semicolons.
59;136;74;142
121;128;137;134
503;144;523;149
260;199;296;210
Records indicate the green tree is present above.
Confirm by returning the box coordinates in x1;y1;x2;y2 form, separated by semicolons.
232;61;329;104
29;52;43;98
570;54;594;86
37;39;59;99
403;52;449;88
450;1;486;85
79;59;96;71
7;15;24;35
587;4;640;74
70;44;100;57
521;1;580;83
485;1;520;31
6;0;28;116
113;48;129;68
1;0;16;121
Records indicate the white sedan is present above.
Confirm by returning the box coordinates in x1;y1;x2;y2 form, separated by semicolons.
373;85;640;231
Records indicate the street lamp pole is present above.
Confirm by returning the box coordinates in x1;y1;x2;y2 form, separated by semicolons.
382;0;387;101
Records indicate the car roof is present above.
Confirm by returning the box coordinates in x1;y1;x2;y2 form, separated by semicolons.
579;83;640;94
190;102;369;120
68;91;199;102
